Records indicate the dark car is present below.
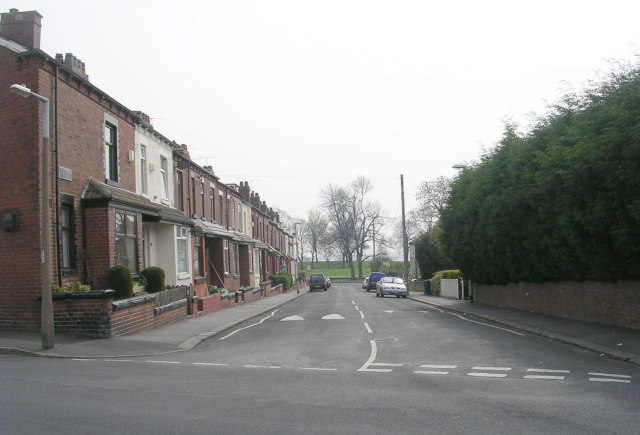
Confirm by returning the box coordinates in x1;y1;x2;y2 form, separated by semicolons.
309;273;328;292
366;272;385;292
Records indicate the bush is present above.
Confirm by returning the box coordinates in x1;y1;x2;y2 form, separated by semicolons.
107;264;133;300
270;272;293;290
141;267;165;293
208;286;220;295
52;282;91;293
430;269;461;296
298;272;307;282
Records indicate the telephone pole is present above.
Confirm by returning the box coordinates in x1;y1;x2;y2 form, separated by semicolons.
401;175;409;283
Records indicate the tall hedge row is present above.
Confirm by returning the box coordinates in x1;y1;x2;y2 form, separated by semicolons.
440;60;640;284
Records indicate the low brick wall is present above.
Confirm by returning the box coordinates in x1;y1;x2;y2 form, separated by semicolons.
111;295;156;337
198;293;222;315
474;280;640;330
49;291;114;338
221;293;236;309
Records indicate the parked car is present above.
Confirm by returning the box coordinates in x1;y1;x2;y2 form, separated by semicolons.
309;273;328;292
366;272;385;292
376;276;407;298
362;277;369;289
325;277;331;288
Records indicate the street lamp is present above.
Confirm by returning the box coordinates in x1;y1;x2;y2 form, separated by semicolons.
293;222;303;293
10;84;54;349
452;164;466;169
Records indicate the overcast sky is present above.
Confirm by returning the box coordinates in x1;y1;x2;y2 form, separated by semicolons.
9;0;640;238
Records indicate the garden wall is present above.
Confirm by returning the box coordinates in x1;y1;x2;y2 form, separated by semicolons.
474;280;640;330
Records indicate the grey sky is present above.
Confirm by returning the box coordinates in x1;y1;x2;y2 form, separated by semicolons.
10;0;640;235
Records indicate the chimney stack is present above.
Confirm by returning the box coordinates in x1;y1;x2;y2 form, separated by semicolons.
0;9;43;49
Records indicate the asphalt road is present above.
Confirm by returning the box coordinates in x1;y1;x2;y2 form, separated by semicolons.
2;283;638;434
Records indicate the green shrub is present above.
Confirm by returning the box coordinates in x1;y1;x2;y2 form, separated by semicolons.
270;272;293;290
141;267;165;293
52;282;91;293
430;269;461;296
107;264;133;300
208;286;220;295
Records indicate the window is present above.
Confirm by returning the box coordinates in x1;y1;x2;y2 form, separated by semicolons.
176;171;184;211
223;239;230;274
194;235;203;277
140;145;147;194
232;242;239;276
210;188;215;221
200;181;205;219
160;156;168;199
249;246;253;272
104;123;118;182
219;192;224;225
60;205;75;269
191;177;197;216
115;211;137;273
176;226;188;273
238;204;242;231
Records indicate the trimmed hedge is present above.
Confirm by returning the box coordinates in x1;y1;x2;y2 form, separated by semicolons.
107;264;133;300
141;267;165;293
430;269;461;296
270;272;293;290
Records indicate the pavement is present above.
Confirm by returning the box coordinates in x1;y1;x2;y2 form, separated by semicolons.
1;289;639;366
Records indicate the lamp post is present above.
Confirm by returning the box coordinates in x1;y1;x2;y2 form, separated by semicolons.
293;222;303;293
10;84;54;349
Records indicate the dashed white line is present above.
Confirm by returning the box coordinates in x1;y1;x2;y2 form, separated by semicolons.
588;372;631;379
472;366;512;371
524;375;565;380
351;301;356;306
589;378;631;383
363;322;373;333
369;362;404;367
72;358;95;361
527;368;570;373
147;360;181;364
193;363;230;366
468;373;508;378
415;370;450;375
244;365;281;369
299;367;337;371
359;310;364;319
354;306;359;311
421;364;458;369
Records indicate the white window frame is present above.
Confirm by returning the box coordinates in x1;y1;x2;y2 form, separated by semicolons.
140;145;147;194
223;239;230;274
160;156;169;199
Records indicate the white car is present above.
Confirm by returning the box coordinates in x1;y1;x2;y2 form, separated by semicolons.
376;277;407;298
362;277;369;289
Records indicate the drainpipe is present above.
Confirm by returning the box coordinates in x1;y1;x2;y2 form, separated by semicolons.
54;65;61;286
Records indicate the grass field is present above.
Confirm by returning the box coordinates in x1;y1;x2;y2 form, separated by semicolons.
300;260;401;281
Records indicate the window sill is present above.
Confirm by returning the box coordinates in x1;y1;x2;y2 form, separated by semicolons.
177;272;191;280
195;277;206;284
61;268;77;277
105;179;121;188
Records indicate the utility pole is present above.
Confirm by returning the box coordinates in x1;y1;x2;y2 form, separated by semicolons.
401;175;409;284
372;221;376;272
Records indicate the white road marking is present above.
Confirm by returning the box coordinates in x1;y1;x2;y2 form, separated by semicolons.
448;313;525;335
527;368;570;373
281;315;304;321
472;366;512;371
415;370;449;375
382;310;394;313
357;340;402;372
524;375;565;380
193;363;230;366
363;322;373;333
589;378;631;383
354;306;359;311
416;310;431;314
299;367;337;371
245;365;281;369
369;362;404;367
359;311;364;319
104;359;133;362
351;301;356;305
219;309;279;340
421;365;458;369
147;360;181;364
588;372;631;379
72;358;95;361
322;314;345;320
468;373;508;378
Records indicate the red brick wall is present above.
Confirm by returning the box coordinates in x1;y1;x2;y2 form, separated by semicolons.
197;293;222;314
154;304;186;329
111;301;155;337
52;296;112;337
474;281;640;330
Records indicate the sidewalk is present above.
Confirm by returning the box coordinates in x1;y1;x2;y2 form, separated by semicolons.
408;293;640;366
0;291;303;359
1;290;639;366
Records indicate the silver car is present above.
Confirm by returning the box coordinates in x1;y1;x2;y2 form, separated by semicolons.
376;277;407;298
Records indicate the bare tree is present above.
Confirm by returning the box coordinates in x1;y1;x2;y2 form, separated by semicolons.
320;176;385;278
306;209;328;266
391;218;423;250
410;176;452;231
292;219;310;263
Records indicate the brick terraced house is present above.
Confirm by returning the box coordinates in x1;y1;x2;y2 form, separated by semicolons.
0;8;296;331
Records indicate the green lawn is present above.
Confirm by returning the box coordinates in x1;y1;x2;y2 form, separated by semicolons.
300;260;395;282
